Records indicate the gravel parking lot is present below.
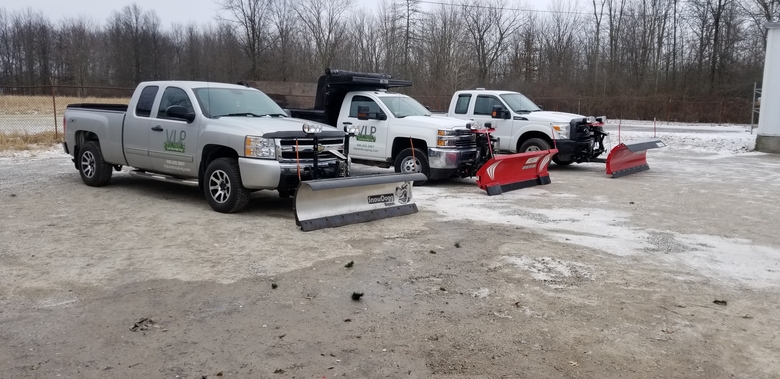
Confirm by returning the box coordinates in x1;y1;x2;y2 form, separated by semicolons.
1;124;779;378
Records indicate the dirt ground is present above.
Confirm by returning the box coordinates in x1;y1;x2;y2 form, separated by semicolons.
1;127;779;378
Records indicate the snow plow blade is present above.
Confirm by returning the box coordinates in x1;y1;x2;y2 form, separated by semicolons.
294;173;427;231
476;149;557;196
606;139;666;178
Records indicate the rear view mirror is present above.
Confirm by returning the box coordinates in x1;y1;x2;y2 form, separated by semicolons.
166;105;196;123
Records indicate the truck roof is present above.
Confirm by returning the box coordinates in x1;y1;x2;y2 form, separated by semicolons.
138;81;254;90
453;89;520;96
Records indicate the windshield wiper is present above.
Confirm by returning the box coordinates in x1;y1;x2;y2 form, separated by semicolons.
515;109;540;113
213;112;265;118
259;113;287;117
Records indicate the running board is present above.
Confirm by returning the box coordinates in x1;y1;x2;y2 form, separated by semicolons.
129;170;199;187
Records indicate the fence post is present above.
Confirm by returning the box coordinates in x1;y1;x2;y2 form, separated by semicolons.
52;84;58;139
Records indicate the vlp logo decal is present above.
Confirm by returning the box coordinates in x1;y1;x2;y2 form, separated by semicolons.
164;129;186;152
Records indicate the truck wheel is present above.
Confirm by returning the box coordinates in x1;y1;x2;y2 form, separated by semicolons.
394;148;429;186
552;156;574;166
204;158;250;213
78;141;113;187
518;138;552;153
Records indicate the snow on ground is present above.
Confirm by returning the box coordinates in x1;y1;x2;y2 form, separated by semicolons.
606;119;752;130
604;130;756;154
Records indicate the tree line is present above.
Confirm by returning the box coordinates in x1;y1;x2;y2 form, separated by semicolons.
0;0;777;122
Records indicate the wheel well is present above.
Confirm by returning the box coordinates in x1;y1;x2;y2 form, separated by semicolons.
73;131;99;169
516;131;553;152
391;138;428;160
199;145;239;184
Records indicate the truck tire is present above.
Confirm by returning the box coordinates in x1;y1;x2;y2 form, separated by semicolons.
394;148;429;186
203;158;250;213
78;141;113;187
552;156;574;166
518;138;552;153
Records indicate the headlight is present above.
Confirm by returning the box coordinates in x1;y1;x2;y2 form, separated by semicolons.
436;129;457;147
245;136;277;159
345;125;359;135
302;123;322;134
551;123;569;139
467;121;484;130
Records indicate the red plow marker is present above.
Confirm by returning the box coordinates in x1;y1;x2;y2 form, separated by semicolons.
605;139;666;178
476;149;558;196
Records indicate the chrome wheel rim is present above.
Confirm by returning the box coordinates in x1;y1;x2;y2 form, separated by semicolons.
81;151;95;178
525;145;541;152
401;156;421;173
209;170;231;203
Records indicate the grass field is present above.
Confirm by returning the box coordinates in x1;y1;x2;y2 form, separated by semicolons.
0;131;61;150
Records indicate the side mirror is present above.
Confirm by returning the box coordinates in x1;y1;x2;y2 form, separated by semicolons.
425;105;431;111
356;105;370;121
377;112;387;121
537;104;543;110
491;105;508;119
166;105;195;123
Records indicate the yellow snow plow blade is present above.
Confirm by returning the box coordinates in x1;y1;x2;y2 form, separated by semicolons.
293;173;427;231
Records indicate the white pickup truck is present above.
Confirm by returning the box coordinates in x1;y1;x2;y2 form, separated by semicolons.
445;89;608;165
63;80;349;213
287;69;483;184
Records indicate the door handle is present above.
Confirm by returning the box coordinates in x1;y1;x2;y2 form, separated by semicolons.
342;122;352;125
151;125;163;132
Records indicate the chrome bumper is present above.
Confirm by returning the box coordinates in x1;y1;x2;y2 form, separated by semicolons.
427;148;477;169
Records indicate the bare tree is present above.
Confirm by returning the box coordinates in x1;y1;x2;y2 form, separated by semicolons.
460;0;522;86
293;0;352;74
216;0;273;80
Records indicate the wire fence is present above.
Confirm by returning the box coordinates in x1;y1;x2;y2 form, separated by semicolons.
0;85;134;136
0;86;753;138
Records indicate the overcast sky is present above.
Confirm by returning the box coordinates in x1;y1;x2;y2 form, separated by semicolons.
1;0;410;27
1;0;558;28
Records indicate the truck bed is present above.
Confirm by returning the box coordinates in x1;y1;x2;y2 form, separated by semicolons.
66;103;128;112
287;108;328;125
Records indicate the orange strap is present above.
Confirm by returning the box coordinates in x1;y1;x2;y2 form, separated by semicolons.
295;139;301;181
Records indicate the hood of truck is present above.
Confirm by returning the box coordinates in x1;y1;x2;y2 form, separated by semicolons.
212;116;336;135
519;111;585;123
393;115;470;130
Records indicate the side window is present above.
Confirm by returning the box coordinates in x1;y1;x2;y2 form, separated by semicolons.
454;94;471;114
349;95;382;118
474;95;503;116
135;85;159;118
157;87;194;119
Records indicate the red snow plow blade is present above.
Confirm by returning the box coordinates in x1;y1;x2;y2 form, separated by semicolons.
606;139;666;178
476;149;557;196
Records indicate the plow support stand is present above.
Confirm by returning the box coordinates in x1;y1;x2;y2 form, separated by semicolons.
606;139;666;178
294;173;427;231
476;149;557;196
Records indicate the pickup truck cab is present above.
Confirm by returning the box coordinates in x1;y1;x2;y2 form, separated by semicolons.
446;89;606;165
287;69;481;184
64;81;348;213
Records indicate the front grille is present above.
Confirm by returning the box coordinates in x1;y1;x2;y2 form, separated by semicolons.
278;137;344;161
455;128;477;149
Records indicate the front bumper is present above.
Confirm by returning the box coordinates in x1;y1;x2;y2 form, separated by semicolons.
428;147;478;180
238;157;346;190
551;139;592;161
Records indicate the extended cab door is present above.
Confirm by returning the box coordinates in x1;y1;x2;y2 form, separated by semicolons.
123;85;159;169
339;94;389;160
470;95;513;151
147;86;200;176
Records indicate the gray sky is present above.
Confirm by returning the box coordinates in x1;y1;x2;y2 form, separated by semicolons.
1;0;396;27
1;0;559;28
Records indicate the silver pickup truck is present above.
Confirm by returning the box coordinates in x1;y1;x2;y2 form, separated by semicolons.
63;81;349;213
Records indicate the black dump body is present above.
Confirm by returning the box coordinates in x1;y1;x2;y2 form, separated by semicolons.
287;68;412;128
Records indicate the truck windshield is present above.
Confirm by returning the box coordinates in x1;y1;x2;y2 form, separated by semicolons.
379;96;431;118
499;93;541;113
193;87;288;118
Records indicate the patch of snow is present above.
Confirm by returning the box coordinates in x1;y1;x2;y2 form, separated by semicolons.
503;256;592;288
606;130;756;154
